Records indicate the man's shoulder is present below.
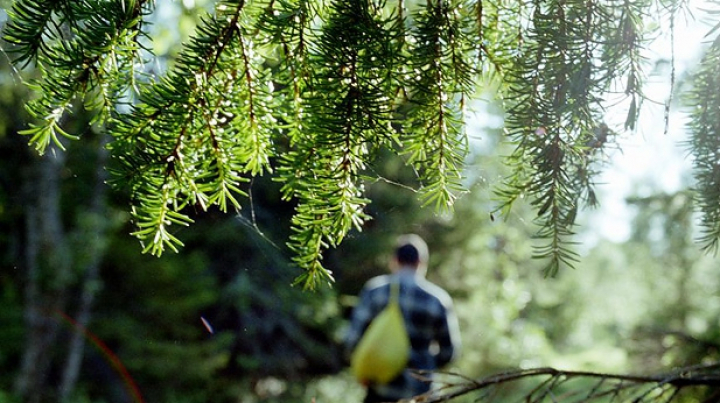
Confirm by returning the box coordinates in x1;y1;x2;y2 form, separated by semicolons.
415;277;454;308
363;274;391;291
361;274;454;307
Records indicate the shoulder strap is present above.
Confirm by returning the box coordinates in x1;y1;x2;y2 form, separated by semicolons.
389;279;400;304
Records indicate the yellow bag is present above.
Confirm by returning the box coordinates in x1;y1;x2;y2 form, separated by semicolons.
350;281;410;385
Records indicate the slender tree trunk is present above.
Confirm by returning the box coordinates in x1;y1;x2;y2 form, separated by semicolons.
58;136;110;401
15;146;73;403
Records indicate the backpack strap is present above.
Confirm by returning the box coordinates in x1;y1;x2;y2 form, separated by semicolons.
389;278;401;304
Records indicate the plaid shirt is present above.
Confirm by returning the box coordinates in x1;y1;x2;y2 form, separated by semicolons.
346;268;461;400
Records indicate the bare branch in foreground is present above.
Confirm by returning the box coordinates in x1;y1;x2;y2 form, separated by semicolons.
409;362;720;403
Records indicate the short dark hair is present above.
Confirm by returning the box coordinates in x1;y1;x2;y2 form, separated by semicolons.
394;234;429;267
396;243;420;265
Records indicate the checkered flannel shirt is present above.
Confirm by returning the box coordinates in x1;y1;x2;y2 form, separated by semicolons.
346;268;461;400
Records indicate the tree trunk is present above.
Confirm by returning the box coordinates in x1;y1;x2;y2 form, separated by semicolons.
58;135;110;401
15;146;73;403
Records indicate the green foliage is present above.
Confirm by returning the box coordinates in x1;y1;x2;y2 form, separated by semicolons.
3;43;720;401
685;33;720;255
3;0;150;151
494;0;648;276
621;190;720;372
0;282;23;391
0;389;21;403
93;241;232;402
0;0;660;286
3;0;720;285
425;145;720;401
278;0;397;288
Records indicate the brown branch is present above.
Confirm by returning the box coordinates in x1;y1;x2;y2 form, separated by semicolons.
413;363;720;403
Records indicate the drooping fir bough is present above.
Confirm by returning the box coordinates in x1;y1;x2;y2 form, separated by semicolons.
3;0;719;287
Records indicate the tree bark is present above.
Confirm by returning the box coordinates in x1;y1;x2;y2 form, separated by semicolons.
15;146;73;403
58;135;110;401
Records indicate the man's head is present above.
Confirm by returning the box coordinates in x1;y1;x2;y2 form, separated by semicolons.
393;234;429;274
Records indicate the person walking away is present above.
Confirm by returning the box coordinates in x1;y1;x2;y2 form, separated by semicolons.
345;234;461;403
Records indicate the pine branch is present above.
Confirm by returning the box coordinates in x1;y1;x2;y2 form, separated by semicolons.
421;362;720;402
280;0;399;288
3;0;67;66
9;0;714;285
111;1;280;256
685;35;720;255
401;0;477;210
5;0;152;154
495;0;646;275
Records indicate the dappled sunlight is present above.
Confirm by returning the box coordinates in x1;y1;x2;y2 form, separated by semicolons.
3;0;720;402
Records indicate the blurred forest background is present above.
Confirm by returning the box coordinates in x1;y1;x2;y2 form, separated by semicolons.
2;0;720;402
